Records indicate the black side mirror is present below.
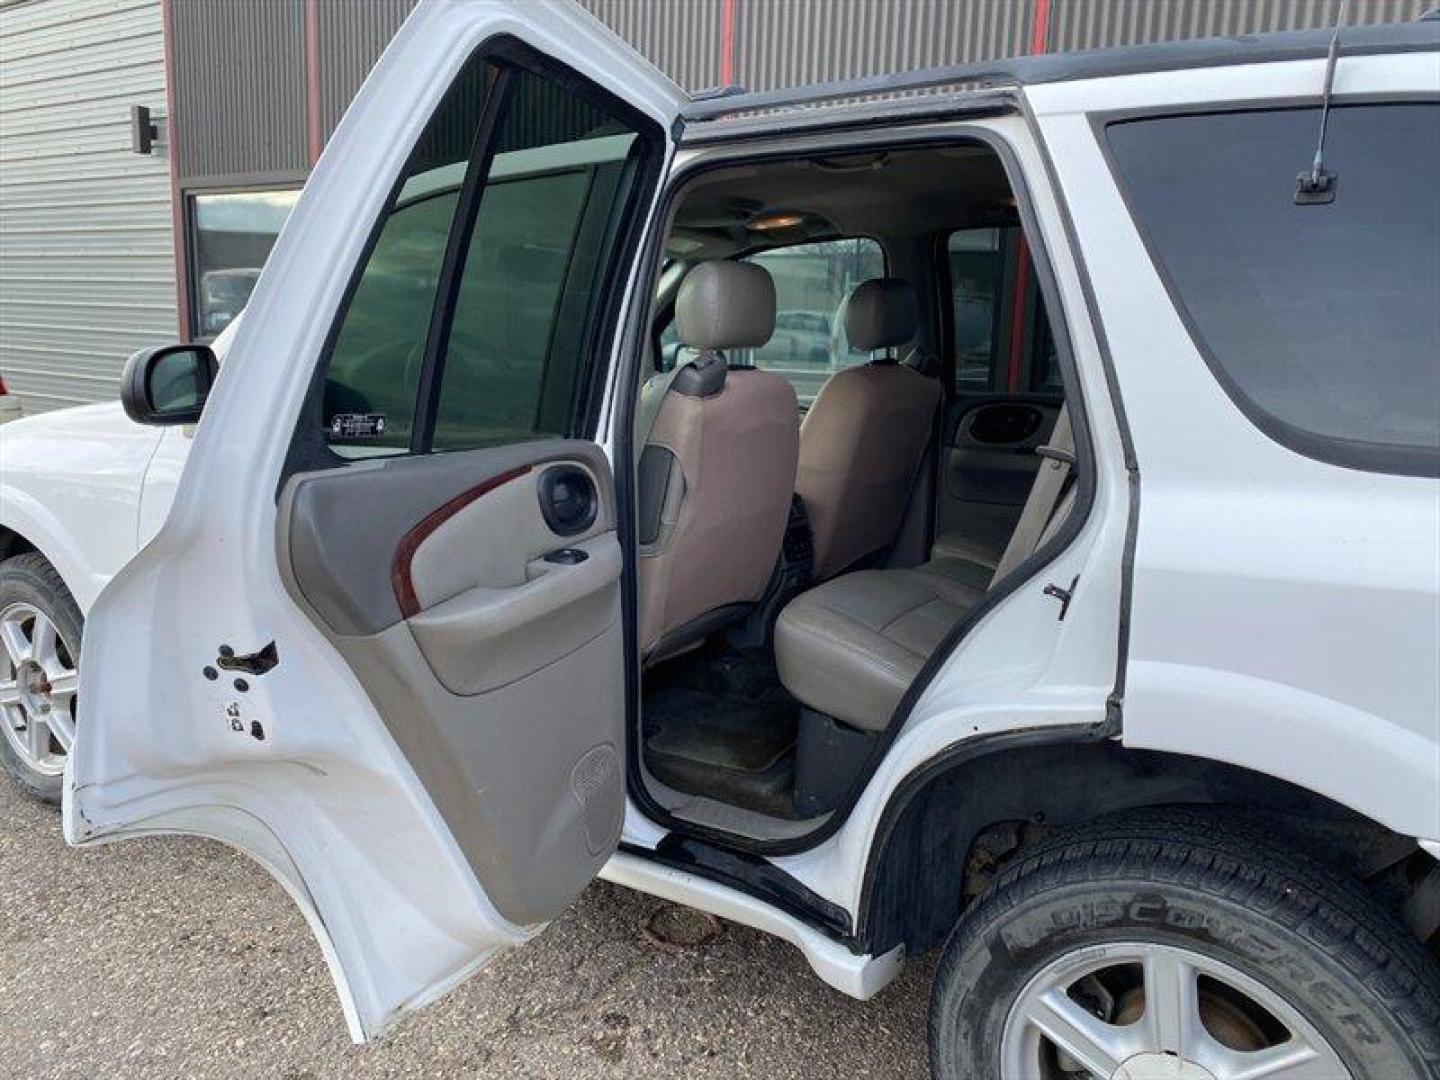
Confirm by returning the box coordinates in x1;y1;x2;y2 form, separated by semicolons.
120;343;218;426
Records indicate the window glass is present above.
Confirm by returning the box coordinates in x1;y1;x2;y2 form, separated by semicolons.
190;189;299;338
1106;103;1439;473
321;61;495;457
948;228;1005;391
734;238;885;406
948;226;1063;397
320;57;645;458
433;69;638;451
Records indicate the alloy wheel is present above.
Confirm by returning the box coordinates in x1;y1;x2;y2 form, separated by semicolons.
0;601;79;777
1000;941;1349;1079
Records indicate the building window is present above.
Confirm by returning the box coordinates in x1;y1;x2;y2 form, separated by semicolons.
189;189;300;338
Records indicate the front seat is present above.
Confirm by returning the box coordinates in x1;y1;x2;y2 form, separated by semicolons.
637;260;799;661
796;278;942;581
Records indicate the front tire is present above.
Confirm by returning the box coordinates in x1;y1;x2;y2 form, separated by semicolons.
0;552;83;805
929;810;1440;1079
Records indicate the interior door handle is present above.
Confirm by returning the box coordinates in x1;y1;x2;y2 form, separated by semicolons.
543;547;589;565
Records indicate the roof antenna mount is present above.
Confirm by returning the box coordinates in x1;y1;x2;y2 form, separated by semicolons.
1295;0;1349;205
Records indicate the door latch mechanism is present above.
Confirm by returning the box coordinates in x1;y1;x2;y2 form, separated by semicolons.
1043;575;1079;620
215;641;279;676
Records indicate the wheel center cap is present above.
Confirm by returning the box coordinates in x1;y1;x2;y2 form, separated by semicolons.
17;660;49;701
1113;1054;1216;1080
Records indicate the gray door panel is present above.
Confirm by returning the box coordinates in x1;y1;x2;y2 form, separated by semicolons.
937;398;1058;548
277;439;624;926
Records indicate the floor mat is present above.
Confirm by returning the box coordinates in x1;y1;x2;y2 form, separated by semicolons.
645;686;796;772
642;644;802;818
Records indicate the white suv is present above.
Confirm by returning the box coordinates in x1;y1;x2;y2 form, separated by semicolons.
2;2;1437;1076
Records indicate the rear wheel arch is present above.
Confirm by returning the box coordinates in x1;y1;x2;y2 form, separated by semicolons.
0;526;38;563
857;736;1440;959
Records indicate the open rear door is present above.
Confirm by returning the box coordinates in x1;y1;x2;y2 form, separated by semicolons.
66;0;681;1041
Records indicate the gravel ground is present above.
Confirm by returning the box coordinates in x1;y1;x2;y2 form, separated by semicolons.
0;777;935;1078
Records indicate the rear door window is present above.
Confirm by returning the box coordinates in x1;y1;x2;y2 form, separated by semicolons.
319;61;647;459
1104;103;1439;476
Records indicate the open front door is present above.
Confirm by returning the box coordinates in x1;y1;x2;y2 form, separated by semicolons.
66;0;681;1041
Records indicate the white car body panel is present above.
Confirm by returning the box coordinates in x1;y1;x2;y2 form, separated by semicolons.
0;402;164;611
1028;51;1440;842
66;0;682;1044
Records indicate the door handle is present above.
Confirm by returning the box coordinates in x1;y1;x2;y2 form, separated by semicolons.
543;547;589;565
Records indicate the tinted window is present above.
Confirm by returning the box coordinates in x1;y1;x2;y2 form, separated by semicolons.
433;70;637;451
949;228;1006;391
1106;103;1439;475
321;59;645;458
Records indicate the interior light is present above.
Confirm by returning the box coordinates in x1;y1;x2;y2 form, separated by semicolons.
749;211;806;232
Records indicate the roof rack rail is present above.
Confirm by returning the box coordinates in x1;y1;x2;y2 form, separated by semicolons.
681;21;1440;125
682;61;1022;123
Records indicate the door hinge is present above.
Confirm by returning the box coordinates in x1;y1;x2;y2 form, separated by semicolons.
1043;575;1079;620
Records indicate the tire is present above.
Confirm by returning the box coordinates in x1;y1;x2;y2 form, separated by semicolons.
0;551;83;805
929;809;1440;1080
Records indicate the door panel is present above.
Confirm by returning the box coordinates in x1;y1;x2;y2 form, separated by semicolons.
938;397;1059;546
280;441;623;927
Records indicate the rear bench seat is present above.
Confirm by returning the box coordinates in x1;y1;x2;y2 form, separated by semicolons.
776;406;1075;733
774;561;986;732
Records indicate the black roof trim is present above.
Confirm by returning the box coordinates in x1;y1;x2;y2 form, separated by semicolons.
681;21;1439;124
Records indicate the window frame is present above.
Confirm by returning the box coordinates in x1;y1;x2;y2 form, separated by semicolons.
281;34;666;481
1093;96;1440;479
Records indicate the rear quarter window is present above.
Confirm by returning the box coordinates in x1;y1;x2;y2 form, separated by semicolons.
1103;102;1439;477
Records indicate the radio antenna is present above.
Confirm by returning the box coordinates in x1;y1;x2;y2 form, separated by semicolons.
1295;0;1349;205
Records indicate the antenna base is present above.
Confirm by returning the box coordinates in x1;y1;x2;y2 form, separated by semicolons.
1295;169;1337;205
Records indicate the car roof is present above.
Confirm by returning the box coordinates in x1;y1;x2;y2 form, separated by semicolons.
680;18;1439;127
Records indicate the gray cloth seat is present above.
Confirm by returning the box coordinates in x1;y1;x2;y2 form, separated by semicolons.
795;278;942;581
774;563;985;732
927;527;1006;586
776;406;1077;732
638;260;799;661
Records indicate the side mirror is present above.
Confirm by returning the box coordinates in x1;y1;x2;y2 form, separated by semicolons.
120;343;218;426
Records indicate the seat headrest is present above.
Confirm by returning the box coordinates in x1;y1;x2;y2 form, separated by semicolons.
675;260;776;351
843;278;917;353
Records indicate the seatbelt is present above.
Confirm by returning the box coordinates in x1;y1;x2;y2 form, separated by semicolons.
635;360;689;452
990;404;1073;588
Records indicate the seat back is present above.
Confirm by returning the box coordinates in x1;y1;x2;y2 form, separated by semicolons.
797;278;942;581
638;261;799;659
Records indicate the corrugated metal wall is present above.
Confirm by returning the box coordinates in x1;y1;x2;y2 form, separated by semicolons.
0;0;175;413
1045;0;1425;50
170;0;307;185
730;0;1037;90
1;0;1429;413
315;0;416;139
